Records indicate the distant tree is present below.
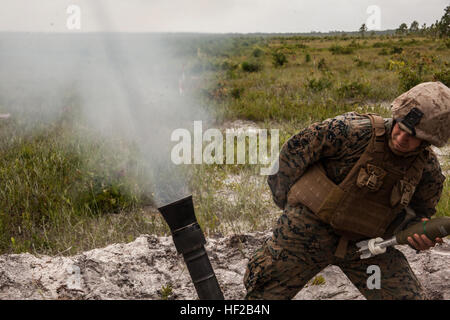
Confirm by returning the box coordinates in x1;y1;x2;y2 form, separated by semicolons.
359;23;368;37
438;5;450;38
410;21;419;33
421;23;427;35
396;23;408;35
431;20;440;38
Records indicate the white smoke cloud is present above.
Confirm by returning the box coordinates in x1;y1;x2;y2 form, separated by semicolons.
0;31;209;207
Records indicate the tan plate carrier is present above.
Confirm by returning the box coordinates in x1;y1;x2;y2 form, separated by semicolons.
287;114;426;258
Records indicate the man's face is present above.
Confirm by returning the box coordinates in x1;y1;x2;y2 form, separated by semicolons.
390;122;422;153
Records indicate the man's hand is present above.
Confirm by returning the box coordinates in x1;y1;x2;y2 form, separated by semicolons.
407;218;444;251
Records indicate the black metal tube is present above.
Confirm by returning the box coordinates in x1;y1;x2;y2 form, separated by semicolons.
158;195;224;300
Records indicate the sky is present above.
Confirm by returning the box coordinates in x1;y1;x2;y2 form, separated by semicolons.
0;0;448;33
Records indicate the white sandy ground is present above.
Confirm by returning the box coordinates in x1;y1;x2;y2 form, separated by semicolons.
0;232;448;300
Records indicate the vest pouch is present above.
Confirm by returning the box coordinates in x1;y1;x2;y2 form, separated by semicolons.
287;164;344;223
356;164;386;192
390;179;416;208
331;197;395;238
315;185;345;224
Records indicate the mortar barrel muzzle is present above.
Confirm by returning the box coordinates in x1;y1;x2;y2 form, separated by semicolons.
158;195;224;300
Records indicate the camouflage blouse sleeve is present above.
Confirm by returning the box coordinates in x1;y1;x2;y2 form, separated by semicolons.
267;116;354;210
405;148;446;228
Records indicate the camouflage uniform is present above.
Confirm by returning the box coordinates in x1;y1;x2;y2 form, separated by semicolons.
244;112;445;300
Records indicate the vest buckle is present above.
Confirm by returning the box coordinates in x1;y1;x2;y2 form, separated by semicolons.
400;181;415;206
366;174;379;190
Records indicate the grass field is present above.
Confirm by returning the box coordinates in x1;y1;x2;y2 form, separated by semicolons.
0;34;449;255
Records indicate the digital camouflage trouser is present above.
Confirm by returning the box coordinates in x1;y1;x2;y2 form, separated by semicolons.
243;204;427;300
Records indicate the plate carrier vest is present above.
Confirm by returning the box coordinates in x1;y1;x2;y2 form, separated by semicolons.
287;114;426;258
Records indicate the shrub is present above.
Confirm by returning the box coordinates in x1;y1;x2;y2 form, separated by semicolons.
389;56;433;91
230;87;244;99
305;53;311;63
80;181;135;214
221;60;238;71
373;42;390;48
433;69;450;87
354;57;370;68
435;39;449;50
398;67;422;91
306;77;333;92
404;39;419;46
390;46;403;54
272;51;287;67
337;81;370;98
349;39;362;49
252;47;264;57
378;48;389;56
317;58;327;71
329;44;355;55
241;60;262;72
436;43;448;51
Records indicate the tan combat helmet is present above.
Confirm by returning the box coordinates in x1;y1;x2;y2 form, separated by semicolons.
391;81;450;147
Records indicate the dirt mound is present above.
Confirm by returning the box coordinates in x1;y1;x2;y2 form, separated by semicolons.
0;232;448;300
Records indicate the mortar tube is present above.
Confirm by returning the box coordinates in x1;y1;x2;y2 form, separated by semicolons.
158;195;224;300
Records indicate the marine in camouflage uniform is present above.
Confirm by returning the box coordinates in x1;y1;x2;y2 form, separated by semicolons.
244;82;449;300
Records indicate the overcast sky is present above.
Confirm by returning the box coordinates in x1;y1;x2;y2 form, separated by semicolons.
0;0;448;33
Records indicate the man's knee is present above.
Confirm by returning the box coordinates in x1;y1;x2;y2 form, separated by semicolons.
342;248;427;300
243;238;324;300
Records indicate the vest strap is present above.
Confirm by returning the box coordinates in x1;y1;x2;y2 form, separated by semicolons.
334;236;349;259
405;152;425;185
367;114;386;153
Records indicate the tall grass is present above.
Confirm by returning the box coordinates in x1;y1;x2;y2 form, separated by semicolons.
0;109;155;254
436;155;450;219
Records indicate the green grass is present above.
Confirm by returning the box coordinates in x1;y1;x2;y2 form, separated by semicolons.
199;37;449;122
436;154;450;218
310;275;326;286
0;34;449;255
0;110;157;254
